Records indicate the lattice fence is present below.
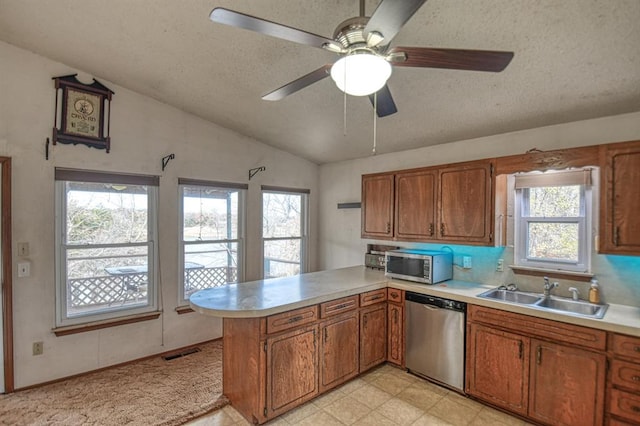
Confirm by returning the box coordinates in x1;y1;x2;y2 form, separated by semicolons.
68;266;237;308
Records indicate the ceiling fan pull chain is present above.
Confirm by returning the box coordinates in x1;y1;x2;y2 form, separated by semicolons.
372;92;377;155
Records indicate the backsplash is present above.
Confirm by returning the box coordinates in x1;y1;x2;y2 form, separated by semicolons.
401;243;640;307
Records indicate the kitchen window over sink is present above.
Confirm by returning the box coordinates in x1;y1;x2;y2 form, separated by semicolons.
514;168;595;273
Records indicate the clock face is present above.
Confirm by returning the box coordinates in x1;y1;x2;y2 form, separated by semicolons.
64;89;101;138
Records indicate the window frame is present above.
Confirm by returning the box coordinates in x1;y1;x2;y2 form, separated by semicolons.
54;169;159;327
513;170;593;273
178;179;246;305
261;186;309;279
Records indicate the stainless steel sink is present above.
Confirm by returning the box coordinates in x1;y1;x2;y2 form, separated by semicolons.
477;288;608;319
534;297;608;319
477;288;542;305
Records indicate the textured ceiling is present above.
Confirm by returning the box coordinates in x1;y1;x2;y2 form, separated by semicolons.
1;0;639;164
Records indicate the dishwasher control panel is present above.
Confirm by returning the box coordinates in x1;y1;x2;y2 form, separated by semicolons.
405;291;466;312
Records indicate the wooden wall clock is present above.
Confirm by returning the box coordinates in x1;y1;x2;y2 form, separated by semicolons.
52;74;114;152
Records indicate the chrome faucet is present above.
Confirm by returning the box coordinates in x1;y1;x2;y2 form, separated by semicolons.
568;287;580;301
543;277;558;298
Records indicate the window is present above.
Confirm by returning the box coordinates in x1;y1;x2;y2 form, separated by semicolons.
262;186;309;278
179;179;246;304
55;169;159;326
514;169;593;272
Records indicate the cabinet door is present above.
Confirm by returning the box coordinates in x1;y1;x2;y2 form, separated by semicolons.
387;303;404;366
466;323;529;416
395;169;437;240
438;161;493;244
528;339;605;426
360;304;387;372
601;143;640;254
362;173;394;239
319;313;359;393
266;326;318;418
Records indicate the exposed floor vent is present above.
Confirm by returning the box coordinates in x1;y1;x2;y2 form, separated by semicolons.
162;347;201;361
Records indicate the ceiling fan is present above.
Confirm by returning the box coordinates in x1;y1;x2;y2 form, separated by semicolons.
209;0;514;117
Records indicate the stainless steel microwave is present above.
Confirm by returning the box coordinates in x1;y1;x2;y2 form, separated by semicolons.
385;249;453;284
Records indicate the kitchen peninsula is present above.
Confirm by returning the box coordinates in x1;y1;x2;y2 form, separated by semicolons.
191;266;640;425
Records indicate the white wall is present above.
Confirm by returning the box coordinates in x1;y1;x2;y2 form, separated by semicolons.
0;41;318;388
318;111;640;305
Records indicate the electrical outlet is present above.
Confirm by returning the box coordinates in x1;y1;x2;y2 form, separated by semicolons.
33;341;43;356
18;242;29;257
463;256;472;269
497;258;504;272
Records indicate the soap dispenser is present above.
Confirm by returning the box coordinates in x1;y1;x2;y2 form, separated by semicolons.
589;279;601;304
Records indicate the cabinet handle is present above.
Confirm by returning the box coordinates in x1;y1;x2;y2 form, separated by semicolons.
287;315;303;324
394;309;399;324
363;314;368;328
440;223;445;237
386;222;391;233
429;223;434;236
390;293;399;300
632;376;640;382
634;346;640;352
335;303;348;310
324;327;328;343
614;226;620;246
518;341;523;360
632;406;640;413
536;346;542;365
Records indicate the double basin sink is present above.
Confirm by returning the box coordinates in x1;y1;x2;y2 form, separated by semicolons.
477;288;608;319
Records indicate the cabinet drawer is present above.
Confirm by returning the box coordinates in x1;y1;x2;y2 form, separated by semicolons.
360;289;387;307
267;305;318;334
610;388;640;424
387;288;404;304
468;305;606;351
320;295;358;318
609;417;637;426
612;359;640;392
612;334;640;362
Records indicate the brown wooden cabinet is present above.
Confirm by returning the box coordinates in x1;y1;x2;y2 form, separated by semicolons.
266;325;319;418
386;288;404;367
528;339;605;426
608;333;640;425
361;159;494;245
438;161;493;244
467;305;606;426
466;323;529;416
361;173;394;239
360;303;387;372
600;141;640;254
319;311;359;393
395;169;437;240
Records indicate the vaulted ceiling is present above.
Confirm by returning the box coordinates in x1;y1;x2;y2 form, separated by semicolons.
1;0;639;164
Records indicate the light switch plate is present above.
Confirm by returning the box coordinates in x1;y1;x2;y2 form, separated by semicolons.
18;261;31;277
462;256;472;269
18;242;29;257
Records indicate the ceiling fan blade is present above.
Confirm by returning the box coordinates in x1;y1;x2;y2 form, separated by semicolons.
262;64;333;101
210;8;336;49
390;47;514;72
363;0;428;46
369;85;398;117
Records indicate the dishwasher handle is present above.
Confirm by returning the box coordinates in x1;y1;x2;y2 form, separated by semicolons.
406;291;466;313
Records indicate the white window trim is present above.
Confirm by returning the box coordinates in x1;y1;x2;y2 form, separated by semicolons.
261;189;309;278
513;170;594;273
178;184;246;305
55;181;159;327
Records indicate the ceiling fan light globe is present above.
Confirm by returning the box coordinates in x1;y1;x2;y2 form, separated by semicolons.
330;54;392;96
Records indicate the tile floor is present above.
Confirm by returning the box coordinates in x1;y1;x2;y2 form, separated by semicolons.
187;364;533;426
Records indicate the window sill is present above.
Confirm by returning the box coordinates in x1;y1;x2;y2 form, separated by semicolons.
509;265;594;282
52;311;161;336
175;306;194;315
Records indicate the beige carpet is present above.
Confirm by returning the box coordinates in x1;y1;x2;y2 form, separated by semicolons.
0;340;228;426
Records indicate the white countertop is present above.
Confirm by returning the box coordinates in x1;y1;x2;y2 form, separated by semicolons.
190;265;640;337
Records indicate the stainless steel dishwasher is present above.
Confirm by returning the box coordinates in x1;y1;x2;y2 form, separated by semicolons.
405;291;466;392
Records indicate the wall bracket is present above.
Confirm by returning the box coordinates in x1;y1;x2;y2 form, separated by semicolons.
249;166;266;180
162;153;175;171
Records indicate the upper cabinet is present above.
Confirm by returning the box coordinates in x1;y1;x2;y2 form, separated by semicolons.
361;173;395;238
362;159;494;245
600;141;640;254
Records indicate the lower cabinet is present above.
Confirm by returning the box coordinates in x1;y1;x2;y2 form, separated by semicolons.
466;323;529;416
266;325;319;418
319;312;359;393
387;302;404;366
466;305;606;426
608;333;640;425
359;303;387;373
